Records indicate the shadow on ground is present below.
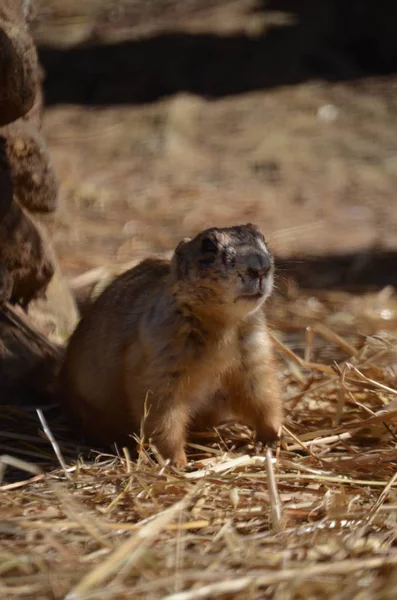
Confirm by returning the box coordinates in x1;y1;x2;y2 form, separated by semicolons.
38;0;397;105
277;251;397;291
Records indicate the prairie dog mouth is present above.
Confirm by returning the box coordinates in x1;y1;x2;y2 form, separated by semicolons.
236;292;264;302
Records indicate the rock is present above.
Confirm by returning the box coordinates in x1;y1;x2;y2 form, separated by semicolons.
0;201;54;308
1;119;58;214
0;0;39;126
0;303;61;406
0;136;12;223
28;218;79;344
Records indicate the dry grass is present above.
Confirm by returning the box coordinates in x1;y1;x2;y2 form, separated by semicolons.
42;77;397;281
1;284;397;599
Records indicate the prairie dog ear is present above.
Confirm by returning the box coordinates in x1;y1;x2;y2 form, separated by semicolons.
246;222;266;242
174;237;191;255
246;223;262;235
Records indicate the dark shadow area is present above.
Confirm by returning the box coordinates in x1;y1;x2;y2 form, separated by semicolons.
38;0;397;105
276;250;397;291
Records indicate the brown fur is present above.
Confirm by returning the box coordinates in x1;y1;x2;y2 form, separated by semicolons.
60;224;283;467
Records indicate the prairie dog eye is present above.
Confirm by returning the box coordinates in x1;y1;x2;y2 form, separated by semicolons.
201;237;218;253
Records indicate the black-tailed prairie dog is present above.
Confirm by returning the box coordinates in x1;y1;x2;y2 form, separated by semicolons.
60;223;282;467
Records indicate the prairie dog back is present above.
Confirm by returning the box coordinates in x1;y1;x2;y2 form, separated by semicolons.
61;258;170;410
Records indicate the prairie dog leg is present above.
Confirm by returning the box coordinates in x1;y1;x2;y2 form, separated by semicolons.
140;392;190;468
191;390;235;432
224;322;282;443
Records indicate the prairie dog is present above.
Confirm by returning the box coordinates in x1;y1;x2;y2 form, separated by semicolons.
60;223;282;467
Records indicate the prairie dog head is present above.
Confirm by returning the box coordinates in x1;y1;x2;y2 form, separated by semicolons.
171;223;274;320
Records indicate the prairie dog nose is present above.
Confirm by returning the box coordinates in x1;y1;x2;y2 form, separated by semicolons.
246;253;271;280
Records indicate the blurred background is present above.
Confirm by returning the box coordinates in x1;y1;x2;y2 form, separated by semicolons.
31;0;397;288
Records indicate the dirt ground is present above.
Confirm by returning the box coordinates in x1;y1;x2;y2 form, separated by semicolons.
30;0;397;288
